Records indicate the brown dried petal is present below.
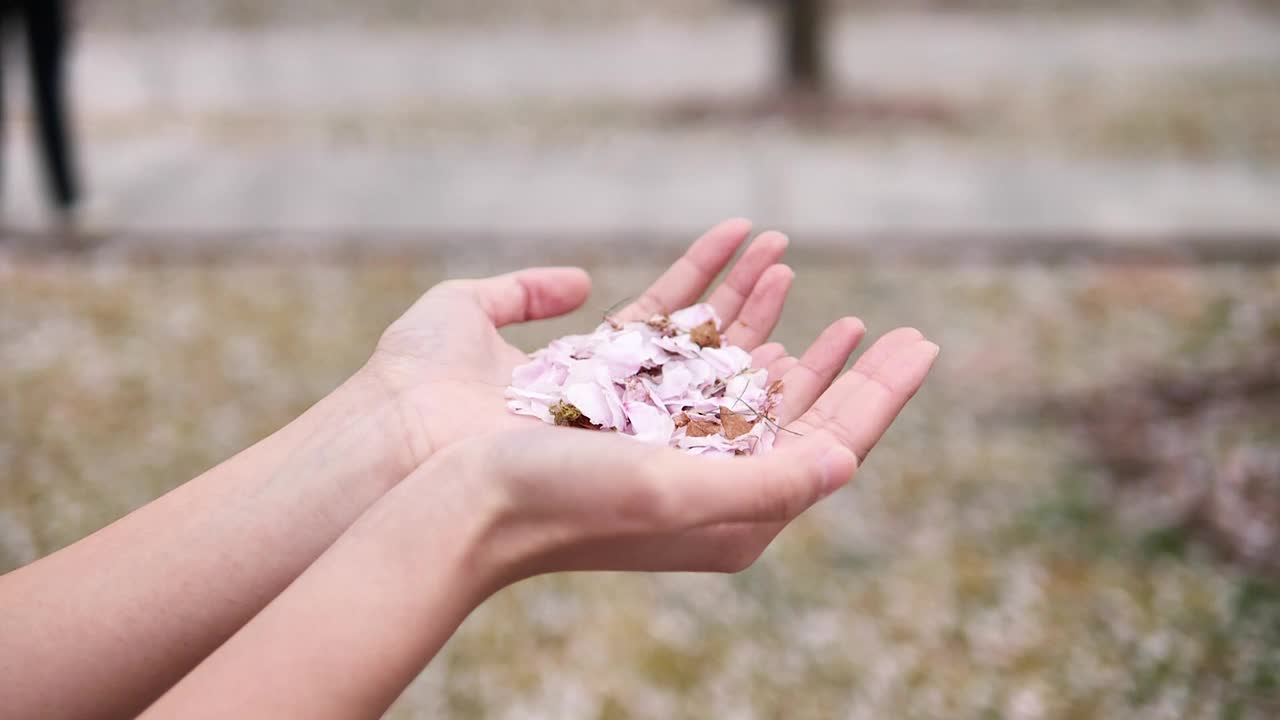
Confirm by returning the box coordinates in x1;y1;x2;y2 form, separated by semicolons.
690;320;721;348
719;406;756;440
673;412;690;428
686;418;721;437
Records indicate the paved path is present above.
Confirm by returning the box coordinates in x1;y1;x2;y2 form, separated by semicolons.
3;10;1278;239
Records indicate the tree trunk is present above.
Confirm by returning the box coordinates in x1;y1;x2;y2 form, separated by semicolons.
781;0;827;93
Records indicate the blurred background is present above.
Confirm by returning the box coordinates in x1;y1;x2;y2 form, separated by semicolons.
2;1;1279;717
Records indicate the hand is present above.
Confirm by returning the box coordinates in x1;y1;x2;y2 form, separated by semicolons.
133;260;936;717
363;219;795;465
411;324;938;587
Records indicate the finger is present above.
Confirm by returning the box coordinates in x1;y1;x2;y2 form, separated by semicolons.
721;264;794;350
778;328;925;443
807;326;925;419
851;327;926;375
618;218;752;321
802;339;939;463
775;317;867;424
837;339;939;462
652;441;857;526
504;422;855;542
750;342;788;370
767;355;799;380
510;428;847;528
456;267;592;327
706;231;789;325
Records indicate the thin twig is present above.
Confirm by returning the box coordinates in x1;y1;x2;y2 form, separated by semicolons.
600;296;636;328
726;375;804;437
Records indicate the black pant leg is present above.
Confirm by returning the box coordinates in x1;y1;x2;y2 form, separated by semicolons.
0;5;11;204
23;0;78;211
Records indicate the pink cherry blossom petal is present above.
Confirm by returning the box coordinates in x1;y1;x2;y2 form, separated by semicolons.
625;401;676;446
506;302;780;454
564;381;625;430
670;304;720;331
700;346;753;377
654;334;701;359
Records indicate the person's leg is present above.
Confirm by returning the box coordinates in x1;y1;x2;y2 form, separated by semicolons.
0;3;11;206
23;0;78;213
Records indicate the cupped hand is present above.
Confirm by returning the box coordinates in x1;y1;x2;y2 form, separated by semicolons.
429;323;938;585
364;219;795;465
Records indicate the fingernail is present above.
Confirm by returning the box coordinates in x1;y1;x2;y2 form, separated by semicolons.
818;446;857;497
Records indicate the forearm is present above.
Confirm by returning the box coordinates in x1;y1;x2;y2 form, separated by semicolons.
0;369;422;720
141;450;496;719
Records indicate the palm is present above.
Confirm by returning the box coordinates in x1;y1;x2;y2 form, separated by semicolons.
372;283;557;450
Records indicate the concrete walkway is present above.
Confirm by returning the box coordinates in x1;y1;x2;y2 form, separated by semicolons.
3;11;1279;239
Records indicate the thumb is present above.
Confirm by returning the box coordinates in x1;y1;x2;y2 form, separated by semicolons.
651;440;858;527
453;267;592;327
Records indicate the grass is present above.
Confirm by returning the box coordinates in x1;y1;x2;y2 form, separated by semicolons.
2;255;1278;718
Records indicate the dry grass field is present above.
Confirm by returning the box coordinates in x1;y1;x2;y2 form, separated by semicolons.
3;253;1277;718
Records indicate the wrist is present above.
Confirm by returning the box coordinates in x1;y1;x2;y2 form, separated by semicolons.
349;440;511;608
253;369;430;524
348;359;439;471
335;365;440;473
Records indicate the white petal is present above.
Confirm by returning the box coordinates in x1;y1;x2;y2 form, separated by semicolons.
565;357;608;385
506;398;553;423
596;330;649;378
700;346;752;376
625;402;675;446
655;335;700;359
654;362;693;400
564;382;621;429
670;303;721;331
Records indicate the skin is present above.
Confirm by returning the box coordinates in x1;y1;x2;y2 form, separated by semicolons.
0;219;938;720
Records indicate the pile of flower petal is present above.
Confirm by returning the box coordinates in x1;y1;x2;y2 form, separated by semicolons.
506;304;782;456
